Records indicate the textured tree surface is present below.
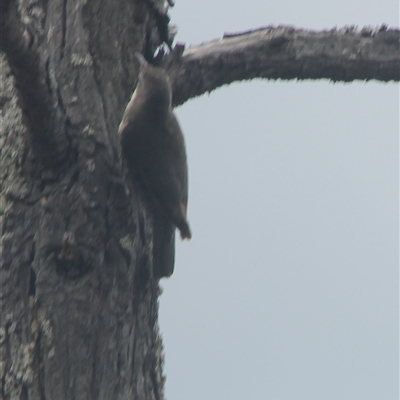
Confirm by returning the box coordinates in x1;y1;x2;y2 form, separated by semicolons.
1;0;169;399
1;0;399;399
166;25;400;106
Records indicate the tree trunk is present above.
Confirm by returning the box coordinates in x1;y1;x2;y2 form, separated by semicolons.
1;0;168;398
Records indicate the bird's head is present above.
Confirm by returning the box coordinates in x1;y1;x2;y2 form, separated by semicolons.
134;53;172;112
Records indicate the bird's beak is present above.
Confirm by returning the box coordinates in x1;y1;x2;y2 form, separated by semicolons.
134;52;148;68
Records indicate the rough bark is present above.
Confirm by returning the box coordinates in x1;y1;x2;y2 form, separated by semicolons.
1;1;399;400
165;25;400;106
1;0;169;399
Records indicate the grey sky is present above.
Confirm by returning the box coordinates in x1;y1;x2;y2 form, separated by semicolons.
159;2;399;399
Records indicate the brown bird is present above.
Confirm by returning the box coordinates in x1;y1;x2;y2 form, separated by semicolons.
118;53;191;278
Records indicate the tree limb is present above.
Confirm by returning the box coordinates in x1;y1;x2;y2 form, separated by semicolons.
0;0;69;166
167;25;400;107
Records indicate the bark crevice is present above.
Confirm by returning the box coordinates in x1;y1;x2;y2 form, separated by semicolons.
0;0;70;167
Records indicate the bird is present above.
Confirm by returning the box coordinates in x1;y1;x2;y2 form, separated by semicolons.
118;53;191;278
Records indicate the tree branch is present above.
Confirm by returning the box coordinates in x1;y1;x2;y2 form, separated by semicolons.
167;25;400;106
0;0;69;166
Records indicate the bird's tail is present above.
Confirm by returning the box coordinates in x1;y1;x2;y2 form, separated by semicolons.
178;220;192;240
